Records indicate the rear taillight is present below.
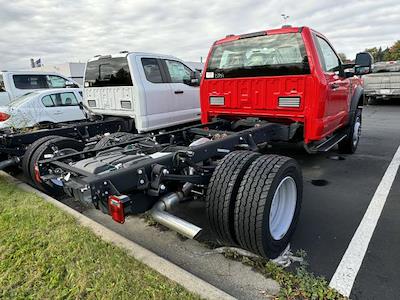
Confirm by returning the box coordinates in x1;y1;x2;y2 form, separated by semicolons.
34;164;42;183
0;112;10;121
108;195;130;223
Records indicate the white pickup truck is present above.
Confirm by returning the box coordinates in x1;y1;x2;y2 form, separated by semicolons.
0;71;80;106
83;52;201;132
364;61;400;103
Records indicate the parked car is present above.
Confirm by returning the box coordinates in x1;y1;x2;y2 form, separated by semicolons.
364;61;400;103
0;71;80;105
83;52;201;133
0;88;85;129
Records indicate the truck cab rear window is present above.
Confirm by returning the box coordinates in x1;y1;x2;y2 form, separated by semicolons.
206;33;309;78
85;57;133;87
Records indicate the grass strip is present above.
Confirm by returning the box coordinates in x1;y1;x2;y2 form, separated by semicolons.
0;176;200;300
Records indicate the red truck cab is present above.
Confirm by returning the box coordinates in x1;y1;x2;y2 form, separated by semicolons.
201;26;371;151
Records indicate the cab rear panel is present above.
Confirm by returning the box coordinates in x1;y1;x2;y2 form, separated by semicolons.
201;26;362;144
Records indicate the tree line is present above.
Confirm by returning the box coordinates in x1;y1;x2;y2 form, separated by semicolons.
336;40;400;63
365;40;400;62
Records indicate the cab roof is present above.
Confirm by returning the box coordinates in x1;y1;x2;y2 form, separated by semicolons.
214;26;320;45
0;70;71;76
88;52;180;62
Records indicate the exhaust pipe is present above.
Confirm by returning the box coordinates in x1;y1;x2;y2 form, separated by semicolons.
151;184;202;239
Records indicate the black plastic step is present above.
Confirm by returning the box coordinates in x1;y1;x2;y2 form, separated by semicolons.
312;132;347;152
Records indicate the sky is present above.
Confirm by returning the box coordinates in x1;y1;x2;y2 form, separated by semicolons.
0;0;399;70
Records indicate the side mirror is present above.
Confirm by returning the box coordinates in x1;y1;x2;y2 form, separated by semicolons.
185;71;201;86
65;81;79;88
355;52;373;75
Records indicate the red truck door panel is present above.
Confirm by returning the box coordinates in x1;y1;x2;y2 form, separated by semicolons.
314;35;350;134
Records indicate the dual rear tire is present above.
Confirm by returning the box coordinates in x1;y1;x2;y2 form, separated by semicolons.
206;151;302;258
22;136;84;195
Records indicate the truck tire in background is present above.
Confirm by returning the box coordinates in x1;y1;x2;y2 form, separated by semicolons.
234;155;302;259
367;96;378;105
206;151;260;245
29;137;85;195
339;108;362;154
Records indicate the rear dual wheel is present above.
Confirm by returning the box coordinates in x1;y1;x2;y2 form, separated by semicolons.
206;151;261;245
206;151;302;258
22;136;84;195
22;135;60;184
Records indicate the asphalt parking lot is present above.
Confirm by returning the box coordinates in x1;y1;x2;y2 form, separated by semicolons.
19;101;400;299
290;101;400;299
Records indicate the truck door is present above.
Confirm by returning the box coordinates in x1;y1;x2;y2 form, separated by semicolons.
162;59;200;125
138;57;174;130
315;36;350;133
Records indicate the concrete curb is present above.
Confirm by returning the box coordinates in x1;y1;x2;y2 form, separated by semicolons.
1;171;235;300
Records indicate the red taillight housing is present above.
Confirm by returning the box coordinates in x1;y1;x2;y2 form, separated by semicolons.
108;195;130;223
34;164;42;183
0;112;10;121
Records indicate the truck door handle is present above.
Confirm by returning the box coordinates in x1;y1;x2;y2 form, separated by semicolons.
330;83;339;89
174;90;184;94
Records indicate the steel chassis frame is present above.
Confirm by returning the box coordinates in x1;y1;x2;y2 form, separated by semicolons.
38;119;300;209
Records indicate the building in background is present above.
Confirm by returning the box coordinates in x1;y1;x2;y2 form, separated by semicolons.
185;61;204;73
30;62;85;86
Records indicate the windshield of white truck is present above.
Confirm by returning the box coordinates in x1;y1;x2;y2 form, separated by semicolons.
85;57;133;87
206;33;309;78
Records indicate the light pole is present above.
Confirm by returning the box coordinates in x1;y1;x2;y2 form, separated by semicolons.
281;14;290;25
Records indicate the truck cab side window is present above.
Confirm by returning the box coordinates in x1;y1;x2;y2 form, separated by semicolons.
316;36;340;72
141;58;164;83
165;60;192;84
47;75;68;88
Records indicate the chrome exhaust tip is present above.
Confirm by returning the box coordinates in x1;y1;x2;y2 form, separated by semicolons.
151;190;202;239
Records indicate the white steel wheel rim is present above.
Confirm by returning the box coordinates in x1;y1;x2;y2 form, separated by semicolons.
269;176;297;240
353;118;361;147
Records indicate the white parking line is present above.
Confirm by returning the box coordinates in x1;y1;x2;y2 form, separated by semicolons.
329;145;400;296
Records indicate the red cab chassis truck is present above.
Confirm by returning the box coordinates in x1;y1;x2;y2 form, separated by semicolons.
31;26;371;258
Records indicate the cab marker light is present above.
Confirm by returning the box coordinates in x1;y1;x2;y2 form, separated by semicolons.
210;96;225;105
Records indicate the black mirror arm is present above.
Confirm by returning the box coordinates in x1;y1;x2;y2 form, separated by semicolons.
342;63;355;69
